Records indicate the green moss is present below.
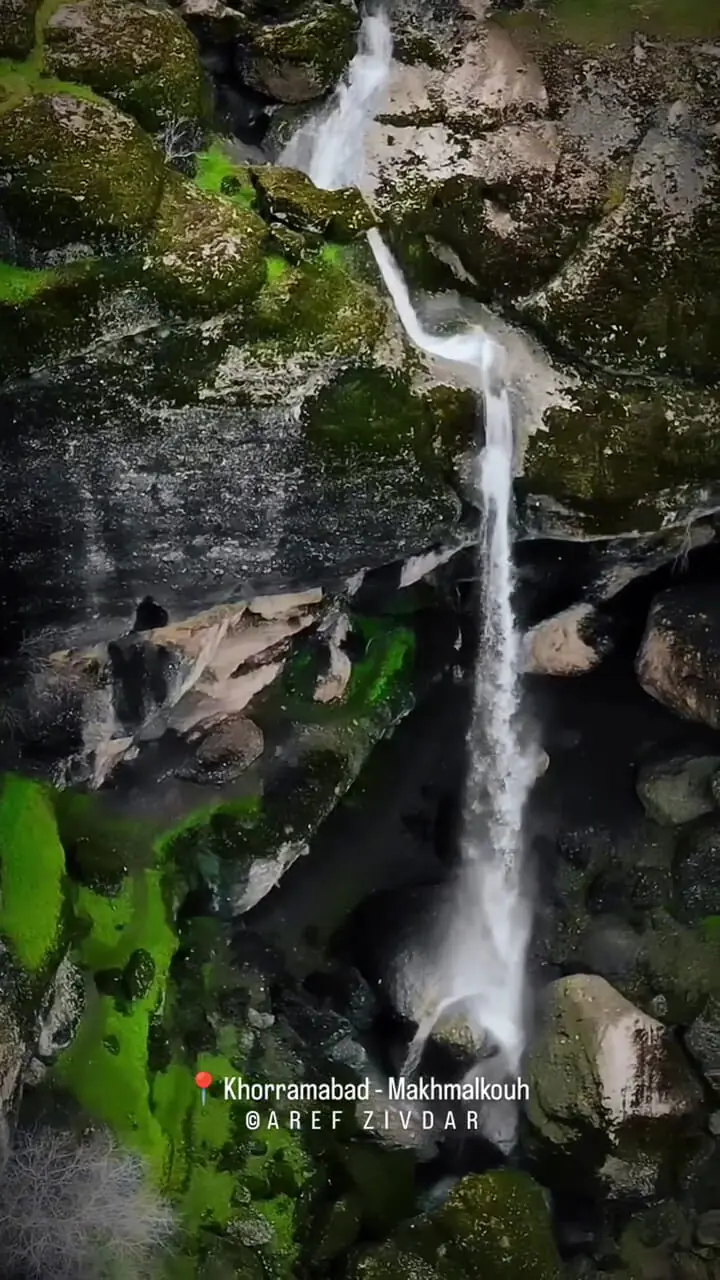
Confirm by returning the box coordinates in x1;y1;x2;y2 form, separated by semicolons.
194;142;257;210
303;366;471;463
54;859;179;1180
266;253;290;283
244;0;358;99
145;173;268;314
251;165;375;241
501;0;720;47
520;379;720;536
0;90;165;248
248;254;387;357
357;1172;562;1279
43;0;209;130
0;774;66;974
0;258;56;299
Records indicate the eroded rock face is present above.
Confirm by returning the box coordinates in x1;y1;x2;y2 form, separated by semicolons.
636;585;720;730
526;974;703;1197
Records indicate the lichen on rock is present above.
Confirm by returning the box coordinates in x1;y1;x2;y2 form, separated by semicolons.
0;91;165;249
239;0;358;104
251;165;376;241
44;0;210;131
143;171;269;312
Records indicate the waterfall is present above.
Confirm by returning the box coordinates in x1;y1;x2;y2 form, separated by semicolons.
283;11;534;1080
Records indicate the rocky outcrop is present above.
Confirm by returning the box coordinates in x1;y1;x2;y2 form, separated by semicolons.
526;974;703;1197
636;585;720;730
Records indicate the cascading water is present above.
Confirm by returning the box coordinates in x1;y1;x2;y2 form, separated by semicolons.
283;10;535;1080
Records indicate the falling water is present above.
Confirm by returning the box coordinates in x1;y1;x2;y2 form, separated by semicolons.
283;10;535;1079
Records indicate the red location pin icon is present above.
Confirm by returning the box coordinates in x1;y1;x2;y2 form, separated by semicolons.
195;1070;213;1107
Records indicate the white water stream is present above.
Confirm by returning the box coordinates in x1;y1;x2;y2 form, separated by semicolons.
282;11;534;1079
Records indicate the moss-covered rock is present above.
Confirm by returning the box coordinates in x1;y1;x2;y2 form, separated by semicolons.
0;774;67;976
252;166;375;241
353;1172;562;1279
44;0;209;131
143;172;268;312
239;0;358;103
0;91;165;249
0;0;41;58
520;377;720;537
0;256;108;379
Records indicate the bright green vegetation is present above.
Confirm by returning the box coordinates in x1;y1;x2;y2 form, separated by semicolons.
0;774;66;973
346;618;416;713
499;0;720;48
0;259;56;300
194;141;258;211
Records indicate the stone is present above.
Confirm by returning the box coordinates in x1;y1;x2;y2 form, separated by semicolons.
36;954;85;1061
0;92;164;250
251;166;375;241
636;585;720;731
190;716;265;783
526;974;703;1197
0;0;40;58
354;1171;562;1279
686;999;720;1095
637;755;720;827
673;818;720;924
0;987;27;1120
44;0;208;131
177;0;247;43
238;0;358;104
521;602;614;675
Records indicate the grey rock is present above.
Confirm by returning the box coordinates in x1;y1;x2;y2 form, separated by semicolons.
36;955;85;1062
637;755;720;827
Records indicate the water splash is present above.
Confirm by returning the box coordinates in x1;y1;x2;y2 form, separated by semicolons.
284;10;535;1082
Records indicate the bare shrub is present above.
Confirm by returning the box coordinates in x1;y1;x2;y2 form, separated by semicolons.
0;1126;176;1279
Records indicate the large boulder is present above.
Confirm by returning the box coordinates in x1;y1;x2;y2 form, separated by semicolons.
352;1171;562;1279
0;0;41;58
526;974;703;1197
44;0;209;131
237;0;358;103
636;755;720;827
673;817;720;925
0;92;164;249
636;586;720;730
143;173;268;311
